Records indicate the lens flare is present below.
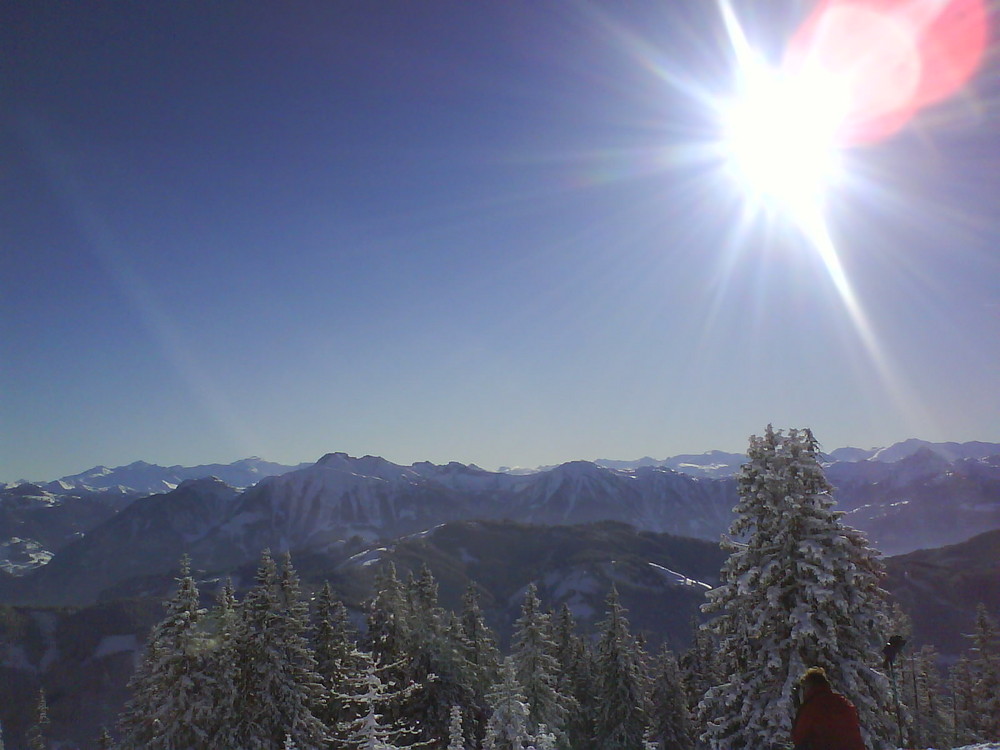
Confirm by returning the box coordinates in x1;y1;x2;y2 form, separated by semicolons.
785;0;988;144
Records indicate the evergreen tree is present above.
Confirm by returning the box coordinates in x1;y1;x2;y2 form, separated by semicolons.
118;556;218;749
229;550;327;750
680;617;719;717
97;727;113;750
401;566;478;746
648;645;694;750
550;603;594;750
460;584;502;745
332;649;425;750
592;586;649;750
483;657;533;750
699;426;893;750
530;725;557;750
201;578;242;747
967;603;1000;740
27;689;49;750
511;585;572;741
949;654;978;746
314;581;364;732
914;645;951;749
448;705;466;750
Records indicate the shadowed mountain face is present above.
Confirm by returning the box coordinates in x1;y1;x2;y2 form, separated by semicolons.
883;528;1000;654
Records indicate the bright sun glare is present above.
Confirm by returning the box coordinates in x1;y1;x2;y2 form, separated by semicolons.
722;57;847;223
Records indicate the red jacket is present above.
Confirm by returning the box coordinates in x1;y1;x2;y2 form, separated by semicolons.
792;684;866;750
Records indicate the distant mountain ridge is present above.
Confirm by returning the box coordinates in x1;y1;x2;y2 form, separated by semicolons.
3;441;1000;606
30;457;310;495
5;438;999;494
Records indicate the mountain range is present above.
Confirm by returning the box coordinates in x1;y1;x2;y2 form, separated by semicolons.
3;439;1000;595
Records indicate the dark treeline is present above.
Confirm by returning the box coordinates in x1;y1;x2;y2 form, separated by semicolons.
17;546;994;750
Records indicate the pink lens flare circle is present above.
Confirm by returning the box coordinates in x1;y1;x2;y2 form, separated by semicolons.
784;0;988;145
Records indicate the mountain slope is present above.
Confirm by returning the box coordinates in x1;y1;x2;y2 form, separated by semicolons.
883;528;1000;653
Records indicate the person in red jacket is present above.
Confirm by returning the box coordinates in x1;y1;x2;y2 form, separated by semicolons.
792;667;867;750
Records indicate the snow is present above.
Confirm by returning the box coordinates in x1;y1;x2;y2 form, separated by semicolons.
0;537;54;575
647;561;713;590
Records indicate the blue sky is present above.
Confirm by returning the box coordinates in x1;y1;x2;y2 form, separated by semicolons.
2;1;999;482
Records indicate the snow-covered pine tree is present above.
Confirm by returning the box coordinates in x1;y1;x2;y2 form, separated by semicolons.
550;603;594;750
118;556;218;749
913;645;951;749
700;426;893;750
592;586;650;750
530;724;557;750
401;565;478;746
96;727;113;750
511;584;572;742
483;657;533;750
313;581;364;732
968;603;1000;740
460;583;502;744
448;704;466;750
680;616;719;718
648;645;694;750
26;689;48;750
950;653;978;745
228;550;327;750
332;649;425;750
197;578;242;747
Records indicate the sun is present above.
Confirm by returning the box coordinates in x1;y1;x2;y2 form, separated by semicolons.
720;54;848;225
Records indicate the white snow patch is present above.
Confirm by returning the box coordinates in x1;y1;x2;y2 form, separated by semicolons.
648;562;713;590
343;547;388;568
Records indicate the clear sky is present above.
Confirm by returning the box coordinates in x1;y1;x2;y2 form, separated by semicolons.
2;1;999;483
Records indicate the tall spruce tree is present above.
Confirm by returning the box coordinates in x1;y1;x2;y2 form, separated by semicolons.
911;645;951;749
680;616;719;718
313;581;364;732
700;426;893;750
550;603;595;750
27;689;49;750
460;583;502;745
949;653;978;745
229;550;327;750
331;649;425;750
401;565;478;746
967;603;1000;740
118;556;218;749
511;584;572;742
483;657;533;750
648;645;694;750
591;586;649;750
